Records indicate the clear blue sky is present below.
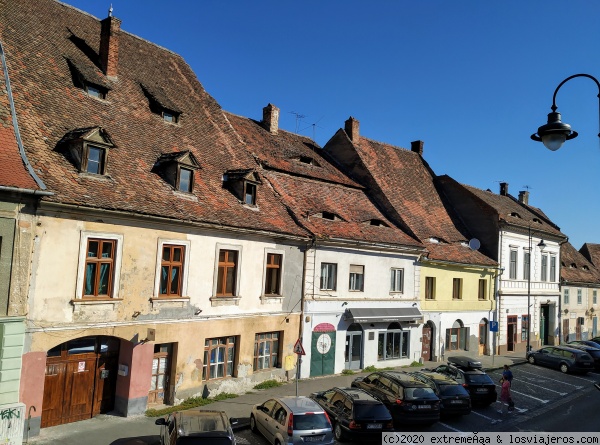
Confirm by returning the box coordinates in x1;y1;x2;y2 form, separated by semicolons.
61;0;600;250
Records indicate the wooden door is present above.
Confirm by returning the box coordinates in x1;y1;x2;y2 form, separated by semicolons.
563;319;570;343
149;346;170;405
507;316;517;352
478;322;487;355
62;358;96;423
41;363;67;428
421;326;431;361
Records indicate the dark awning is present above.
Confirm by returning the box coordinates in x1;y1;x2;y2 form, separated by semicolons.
345;307;422;323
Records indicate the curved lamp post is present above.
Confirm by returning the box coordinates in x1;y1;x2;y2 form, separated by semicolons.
531;73;600;151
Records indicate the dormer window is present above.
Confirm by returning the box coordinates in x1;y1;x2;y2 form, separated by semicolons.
154;151;200;193
245;182;257;205
66;58;111;100
161;109;179;124
532;218;542;224
367;219;388;227
294;156;321;167
57;127;115;175
85;84;106;99
312;211;342;221
141;83;182;125
429;237;441;244
224;169;261;206
510;212;521;218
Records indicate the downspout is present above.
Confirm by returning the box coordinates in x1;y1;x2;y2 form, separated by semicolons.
0;40;48;190
495;229;504;355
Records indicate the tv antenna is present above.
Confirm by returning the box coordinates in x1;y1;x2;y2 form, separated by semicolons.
289;111;306;134
522;185;532;191
300;116;325;141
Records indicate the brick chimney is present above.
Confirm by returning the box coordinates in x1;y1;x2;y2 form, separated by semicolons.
345;117;360;142
99;15;121;77
500;182;508;196
518;190;529;205
262;103;279;134
411;140;424;156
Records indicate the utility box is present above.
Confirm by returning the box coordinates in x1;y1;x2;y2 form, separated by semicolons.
284;355;295;371
0;402;25;445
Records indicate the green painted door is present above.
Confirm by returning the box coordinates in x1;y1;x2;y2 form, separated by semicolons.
310;332;335;377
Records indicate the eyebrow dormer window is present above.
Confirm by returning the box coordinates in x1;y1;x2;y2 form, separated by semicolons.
178;167;193;193
86;145;105;174
85;84;106;99
162;110;179;124
245;182;257;205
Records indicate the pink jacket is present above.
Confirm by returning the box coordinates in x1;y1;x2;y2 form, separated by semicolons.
500;380;511;402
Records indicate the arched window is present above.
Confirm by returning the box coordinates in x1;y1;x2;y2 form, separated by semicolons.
378;323;409;360
446;320;468;351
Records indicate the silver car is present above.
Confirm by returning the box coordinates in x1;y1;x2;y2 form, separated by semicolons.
250;396;334;445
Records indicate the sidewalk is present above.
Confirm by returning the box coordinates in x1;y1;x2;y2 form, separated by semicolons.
27;352;526;445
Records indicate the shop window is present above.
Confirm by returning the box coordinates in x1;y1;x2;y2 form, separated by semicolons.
377;323;409;360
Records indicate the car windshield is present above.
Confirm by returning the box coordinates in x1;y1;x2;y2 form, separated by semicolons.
405;387;438;400
177;437;232;445
579;353;593;361
354;404;391;419
293;413;330;430
465;373;493;384
439;384;468;396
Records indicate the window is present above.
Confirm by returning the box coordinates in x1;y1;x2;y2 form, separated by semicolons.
509;249;517;279
425;277;436;300
264;253;282;295
217;250;238;296
577;289;582;305
521;315;529;342
349;265;364;291
378;323;409;360
244;182;257;205
254;332;281;370
83;238;115;297
320;263;337;291
523;251;530;280
85;84;106;99
202;336;236;380
564;288;570;304
478;279;486;300
452;278;462;300
390;268;404;293
550;255;556;282
178;167;193;193
594;290;597;305
162;110;179;123
160;245;185;297
541;254;548;281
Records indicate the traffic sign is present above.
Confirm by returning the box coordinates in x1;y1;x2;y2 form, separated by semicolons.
293;338;306;355
489;321;498;332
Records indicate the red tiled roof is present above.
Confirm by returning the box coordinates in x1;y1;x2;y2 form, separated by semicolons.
580;243;600;269
0;0;307;237
561;242;600;285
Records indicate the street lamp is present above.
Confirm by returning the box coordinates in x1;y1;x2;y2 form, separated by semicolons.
531;73;600;151
527;226;546;355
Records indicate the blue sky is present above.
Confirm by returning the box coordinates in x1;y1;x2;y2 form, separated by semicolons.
61;1;600;250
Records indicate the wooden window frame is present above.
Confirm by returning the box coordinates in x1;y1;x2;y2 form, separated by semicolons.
452;278;462;300
82;144;108;175
478;279;486;300
159;244;185;297
390;268;404;293
244;181;257;206
83;238;115;298
177;166;194;193
254;332;281;371
162;109;179;124
216;249;238;296
85;83;106;99
202;336;237;381
425;276;436;300
264;253;282;296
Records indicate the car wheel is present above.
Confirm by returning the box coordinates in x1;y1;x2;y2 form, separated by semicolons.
528;356;535;365
334;423;346;442
250;415;258;433
560;363;569;374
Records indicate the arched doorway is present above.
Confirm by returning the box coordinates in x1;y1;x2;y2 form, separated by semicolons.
42;336;120;428
478;318;488;355
446;320;468;352
421;321;435;362
310;323;336;377
345;323;363;370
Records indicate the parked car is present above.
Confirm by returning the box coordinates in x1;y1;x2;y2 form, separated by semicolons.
351;371;440;426
591;336;600;345
566;342;600;369
428;359;497;407
526;345;595;374
568;340;600;348
408;371;472;416
250;396;334;445
155;410;238;445
310;387;393;441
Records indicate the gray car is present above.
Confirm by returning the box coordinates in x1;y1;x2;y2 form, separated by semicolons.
250;396;334;445
155;410;237;445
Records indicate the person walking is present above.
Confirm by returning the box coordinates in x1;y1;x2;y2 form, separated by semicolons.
498;377;513;414
502;364;513;387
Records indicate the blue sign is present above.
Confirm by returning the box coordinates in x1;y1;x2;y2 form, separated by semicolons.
489;321;499;332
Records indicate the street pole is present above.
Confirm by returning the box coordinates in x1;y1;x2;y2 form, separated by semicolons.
527;226;532;356
295;355;300;396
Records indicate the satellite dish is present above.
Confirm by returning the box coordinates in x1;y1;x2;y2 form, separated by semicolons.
468;238;481;250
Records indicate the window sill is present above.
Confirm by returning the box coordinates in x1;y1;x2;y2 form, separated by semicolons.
150;297;190;309
71;298;123;309
260;295;283;304
210;296;241;306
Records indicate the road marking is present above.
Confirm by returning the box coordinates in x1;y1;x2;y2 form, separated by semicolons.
517;368;587;387
506;380;567;395
439;422;464;432
471;410;500;421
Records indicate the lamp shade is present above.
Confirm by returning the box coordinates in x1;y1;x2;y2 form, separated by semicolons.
531;111;578;151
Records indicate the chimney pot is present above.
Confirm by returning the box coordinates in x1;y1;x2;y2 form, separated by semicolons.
99;15;121;77
500;182;508;196
262;103;279;134
518;190;529;205
345;117;360;142
411;140;424;156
